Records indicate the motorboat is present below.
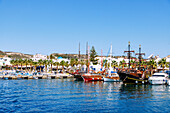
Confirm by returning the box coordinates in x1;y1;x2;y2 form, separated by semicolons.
148;73;169;85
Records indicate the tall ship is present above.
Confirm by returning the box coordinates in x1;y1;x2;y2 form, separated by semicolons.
81;43;103;82
117;42;148;84
103;44;120;82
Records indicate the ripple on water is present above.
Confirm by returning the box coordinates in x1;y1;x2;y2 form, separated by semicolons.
0;80;170;112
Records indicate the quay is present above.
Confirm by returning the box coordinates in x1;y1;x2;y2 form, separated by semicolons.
0;73;74;80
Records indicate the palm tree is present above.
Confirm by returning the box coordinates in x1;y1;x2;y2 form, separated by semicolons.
49;59;53;73
75;58;79;69
158;58;168;71
70;58;75;70
80;60;85;70
32;61;38;72
28;59;33;72
43;60;49;73
10;59;15;70
103;60;108;69
18;59;23;71
50;54;55;60
38;59;43;72
14;59;19;70
111;60;118;69
147;59;157;75
60;60;65;73
53;62;60;74
130;59;136;69
119;60;127;69
65;61;69;72
141;60;147;68
23;59;29;72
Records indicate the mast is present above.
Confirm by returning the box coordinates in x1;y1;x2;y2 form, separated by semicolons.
79;42;80;70
110;44;112;70
135;45;145;70
101;49;103;70
86;42;88;61
124;41;135;69
88;46;90;73
169;60;170;71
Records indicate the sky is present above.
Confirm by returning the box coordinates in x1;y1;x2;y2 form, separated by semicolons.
0;0;170;58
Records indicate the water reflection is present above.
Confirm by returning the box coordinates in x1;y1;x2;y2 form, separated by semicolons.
0;79;170;112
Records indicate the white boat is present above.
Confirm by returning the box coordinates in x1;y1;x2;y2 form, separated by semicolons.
148;73;169;85
103;44;120;82
103;73;120;82
167;79;170;85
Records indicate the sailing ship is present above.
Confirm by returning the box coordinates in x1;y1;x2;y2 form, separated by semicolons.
103;44;120;82
117;42;148;84
81;43;103;82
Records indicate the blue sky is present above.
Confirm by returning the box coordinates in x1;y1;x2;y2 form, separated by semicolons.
0;0;170;58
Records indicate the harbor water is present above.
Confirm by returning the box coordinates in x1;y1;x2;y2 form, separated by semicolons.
0;79;170;113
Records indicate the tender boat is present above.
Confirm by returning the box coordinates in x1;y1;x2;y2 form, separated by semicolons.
148;73;169;85
103;72;120;82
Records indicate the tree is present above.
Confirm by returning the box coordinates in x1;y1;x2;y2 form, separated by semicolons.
10;59;15;70
90;46;98;65
130;59;136;69
111;60;118;69
74;58;79;69
60;60;65;73
147;59;157;75
23;59;29;72
43;60;49;73
53;62;60;74
70;58;75;70
14;59;19;70
119;60;127;69
18;59;23;71
28;59;33;72
158;58;168;71
50;54;55;60
65;61;69;72
49;59;53;73
80;60;85;68
38;59;43;72
33;62;38;71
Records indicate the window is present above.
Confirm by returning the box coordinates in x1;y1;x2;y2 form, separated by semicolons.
152;75;165;77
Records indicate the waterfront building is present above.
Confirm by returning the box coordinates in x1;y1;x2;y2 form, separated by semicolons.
0;56;12;66
31;54;48;62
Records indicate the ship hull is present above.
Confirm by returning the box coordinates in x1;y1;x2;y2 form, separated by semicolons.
103;77;120;82
82;74;103;82
118;72;148;84
74;74;83;81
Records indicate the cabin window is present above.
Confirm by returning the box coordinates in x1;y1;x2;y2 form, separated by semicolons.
152;75;165;77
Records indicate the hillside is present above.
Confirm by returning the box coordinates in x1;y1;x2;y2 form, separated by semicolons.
5;52;33;59
0;50;33;59
51;53;87;59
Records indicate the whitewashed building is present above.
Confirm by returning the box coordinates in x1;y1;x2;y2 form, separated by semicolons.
0;56;12;66
31;54;48;62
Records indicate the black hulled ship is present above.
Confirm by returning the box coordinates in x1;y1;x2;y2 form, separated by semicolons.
117;42;148;84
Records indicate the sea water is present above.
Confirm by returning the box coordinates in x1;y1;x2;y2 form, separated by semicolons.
0;79;170;113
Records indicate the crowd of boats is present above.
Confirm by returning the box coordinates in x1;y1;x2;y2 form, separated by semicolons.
1;69;170;86
1;42;170;86
0;70;73;80
74;42;170;86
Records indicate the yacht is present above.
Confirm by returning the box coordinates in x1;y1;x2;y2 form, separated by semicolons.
148;73;169;85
